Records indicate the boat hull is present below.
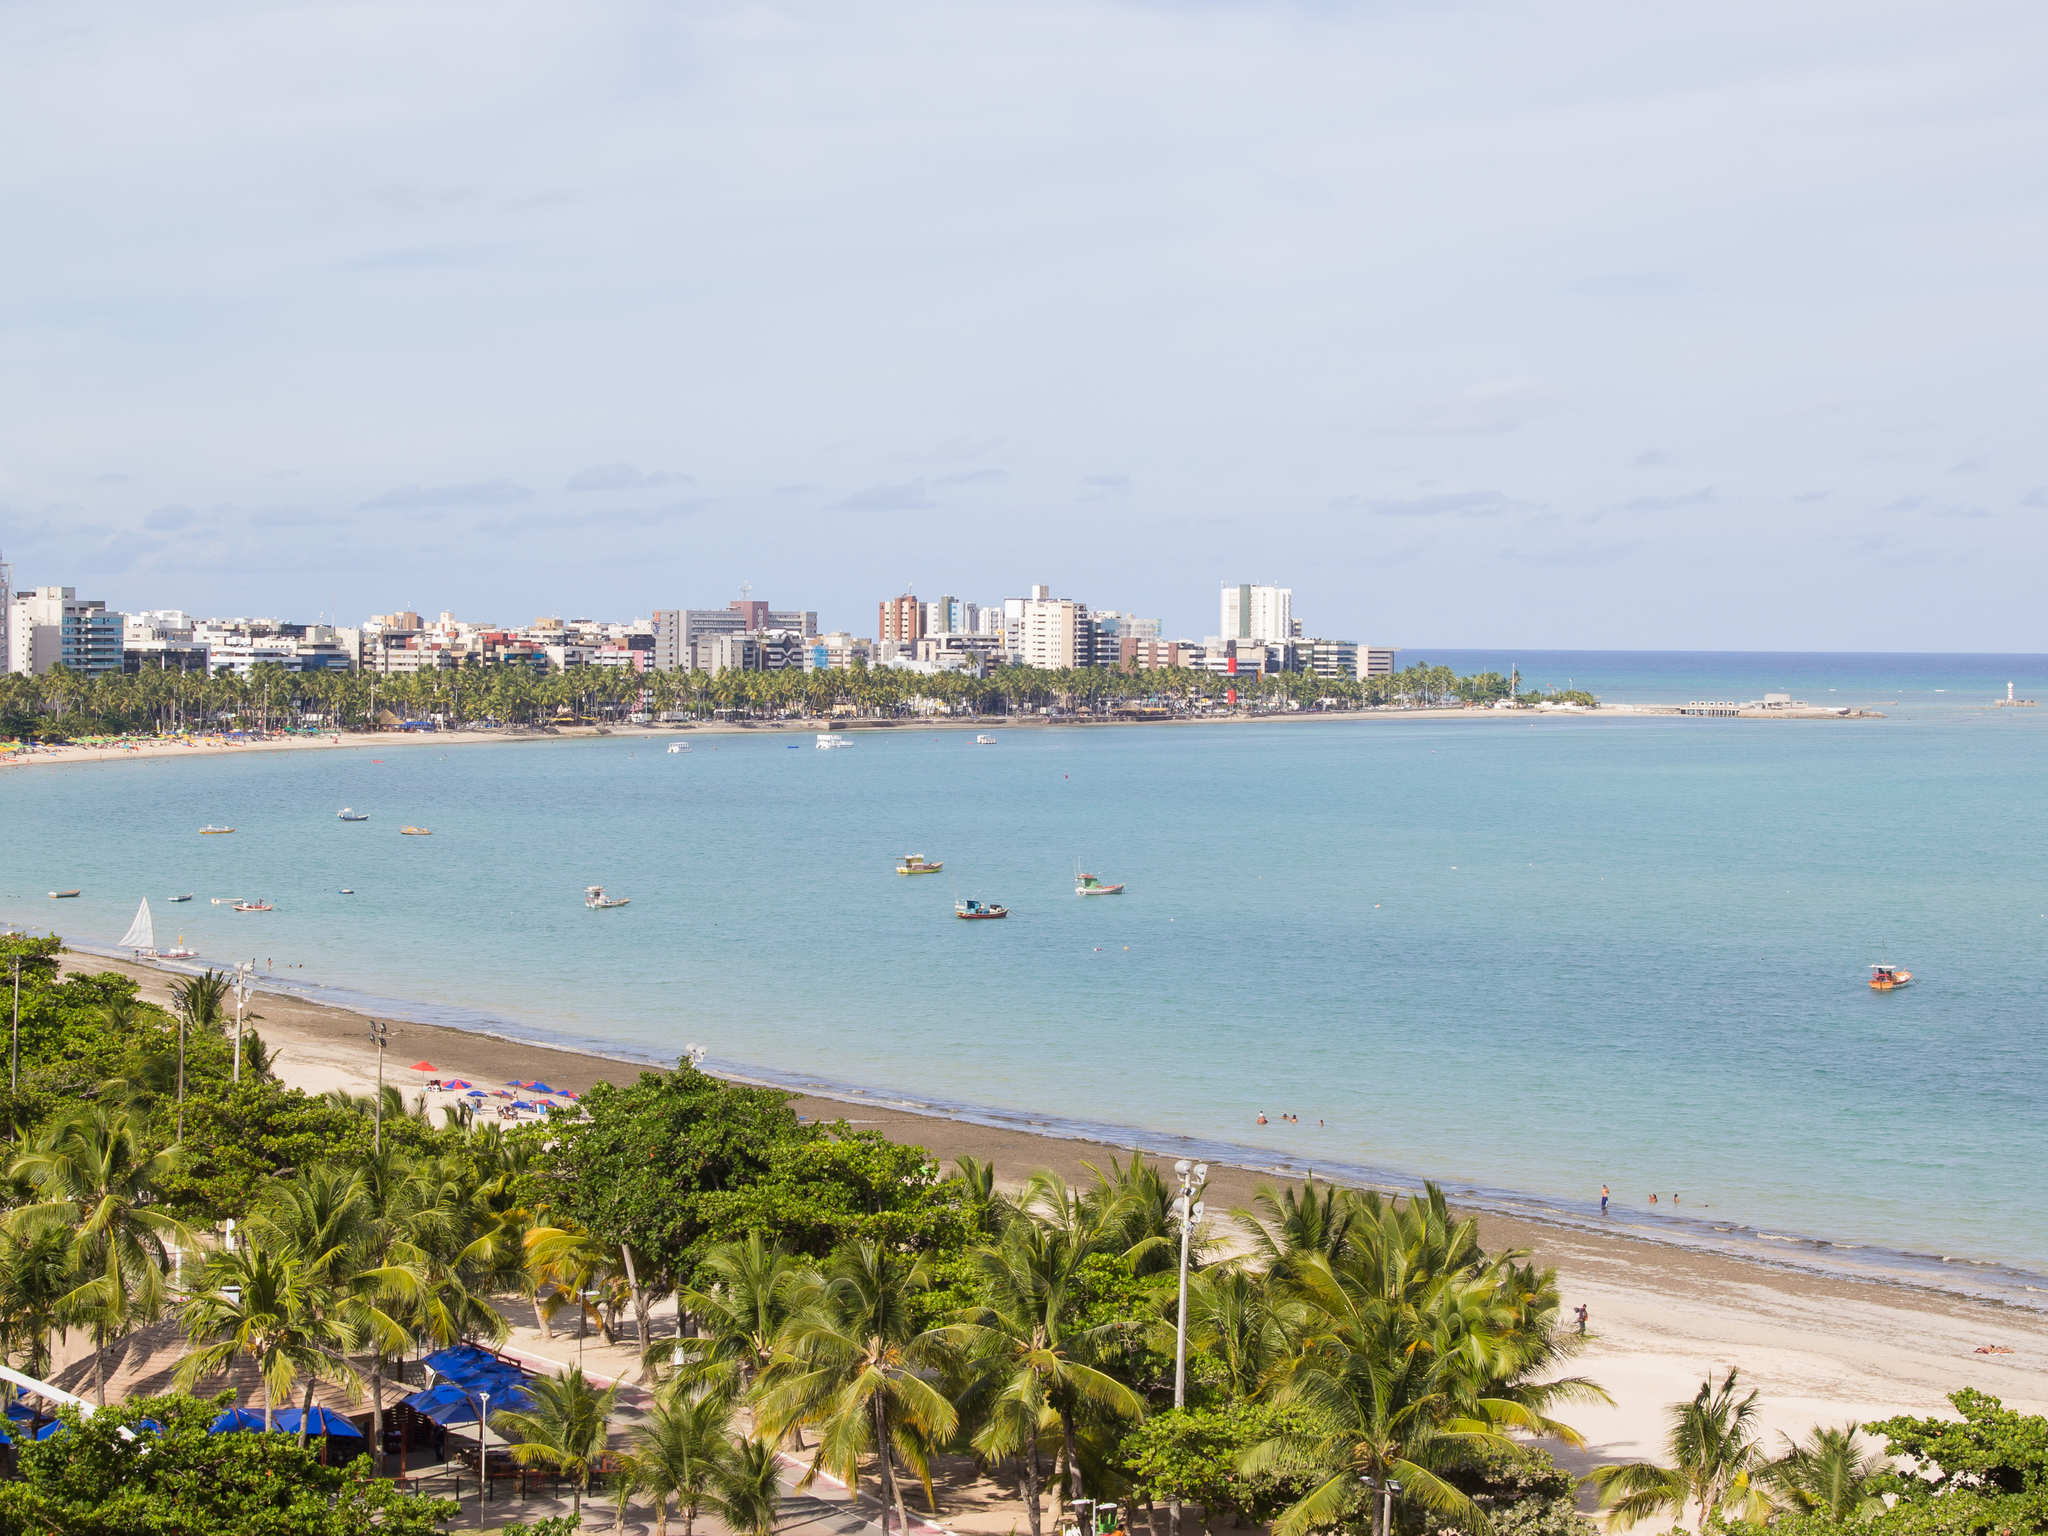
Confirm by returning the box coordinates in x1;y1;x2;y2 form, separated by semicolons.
897;865;944;875
1870;971;1912;990
956;906;1009;920
1076;885;1124;895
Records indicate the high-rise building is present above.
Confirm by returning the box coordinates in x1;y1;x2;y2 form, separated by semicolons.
1358;647;1400;678
6;586;123;676
1014;586;1088;669
1219;583;1293;646
652;600;815;671
878;593;925;647
0;551;10;673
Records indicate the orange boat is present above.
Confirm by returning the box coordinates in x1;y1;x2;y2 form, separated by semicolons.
1869;964;1912;990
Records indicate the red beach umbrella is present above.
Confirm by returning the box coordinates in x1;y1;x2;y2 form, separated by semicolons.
409;1061;437;1071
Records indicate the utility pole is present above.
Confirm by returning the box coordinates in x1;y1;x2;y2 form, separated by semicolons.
1168;1159;1206;1536
368;1019;390;1151
231;961;250;1083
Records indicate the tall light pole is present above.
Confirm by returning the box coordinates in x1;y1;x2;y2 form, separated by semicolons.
477;1388;491;1526
1363;1476;1401;1536
368;1020;390;1152
1168;1158;1206;1536
231;960;252;1084
9;953;20;1094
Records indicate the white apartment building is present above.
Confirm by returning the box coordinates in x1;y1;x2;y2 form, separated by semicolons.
7;586;124;675
1219;583;1294;646
1014;586;1088;669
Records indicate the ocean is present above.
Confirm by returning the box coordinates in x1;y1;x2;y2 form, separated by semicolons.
6;650;2047;1303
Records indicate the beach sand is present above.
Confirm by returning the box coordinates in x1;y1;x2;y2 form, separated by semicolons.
67;952;2048;1468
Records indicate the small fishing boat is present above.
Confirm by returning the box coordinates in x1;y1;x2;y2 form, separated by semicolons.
896;853;944;875
815;732;850;750
1869;963;1912;991
49;889;80;900
955;898;1008;920
338;888;354;896
667;743;691;754
974;733;997;745
337;808;369;821
400;826;432;836
231;900;274;913
168;893;193;903
160;938;197;960
585;885;630;909
199;825;235;835
1075;871;1125;896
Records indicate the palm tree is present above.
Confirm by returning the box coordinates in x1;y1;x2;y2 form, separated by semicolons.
953;1156;1013;1239
0;1225;74;1378
176;1241;364;1437
492;1364;621;1519
755;1240;959;1536
1767;1423;1887;1522
1234;1177;1355;1276
622;1384;741;1536
1591;1368;1775;1531
650;1234;803;1396
946;1220;1143;1536
1181;1264;1299;1401
525;1221;622;1343
6;1101;187;1404
716;1436;786;1536
168;969;230;1139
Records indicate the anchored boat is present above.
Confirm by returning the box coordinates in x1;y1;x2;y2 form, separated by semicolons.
118;898;158;958
48;889;80;899
815;732;851;750
337;807;369;821
585;885;630;909
199;825;235;835
400;826;432;836
168;893;193;903
1869;963;1912;991
1075;871;1125;896
232;900;274;913
896;853;944;875
955;898;1008;920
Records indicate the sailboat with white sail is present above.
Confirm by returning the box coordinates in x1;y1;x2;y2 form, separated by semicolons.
118;899;157;959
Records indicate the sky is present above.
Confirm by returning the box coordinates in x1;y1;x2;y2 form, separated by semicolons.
2;0;2045;649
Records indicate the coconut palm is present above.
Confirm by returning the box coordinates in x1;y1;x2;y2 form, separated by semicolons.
1182;1264;1300;1401
622;1384;742;1536
491;1365;621;1519
953;1156;1014;1239
1767;1423;1888;1522
0;1224;74;1378
1591;1368;1775;1531
525;1221;623;1342
946;1220;1144;1536
649;1234;803;1395
6;1101;187;1404
176;1240;365;1437
167;969;230;1139
716;1435;786;1536
1234;1177;1356;1276
755;1239;959;1536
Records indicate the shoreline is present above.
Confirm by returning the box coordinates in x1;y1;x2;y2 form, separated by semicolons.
0;700;1891;773
53;947;2048;1467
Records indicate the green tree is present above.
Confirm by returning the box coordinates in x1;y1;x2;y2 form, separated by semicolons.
176;1241;365;1437
6;1101;188;1404
756;1239;960;1536
0;1394;456;1535
651;1233;805;1397
1591;1368;1774;1531
1119;1403;1318;1529
1766;1424;1888;1522
621;1385;744;1536
491;1364;621;1519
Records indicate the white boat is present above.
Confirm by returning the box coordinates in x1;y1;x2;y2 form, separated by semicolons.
117;898;157;957
815;732;850;750
168;893;193;903
160;937;197;960
667;743;691;754
1075;871;1125;896
337;807;369;821
974;734;997;745
585;884;631;910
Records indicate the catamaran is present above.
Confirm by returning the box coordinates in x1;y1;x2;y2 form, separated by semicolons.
118;898;157;958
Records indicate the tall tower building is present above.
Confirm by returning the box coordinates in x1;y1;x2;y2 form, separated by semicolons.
1220;583;1293;645
878;593;925;647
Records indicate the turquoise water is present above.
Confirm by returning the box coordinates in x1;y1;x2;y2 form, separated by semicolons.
6;652;2047;1300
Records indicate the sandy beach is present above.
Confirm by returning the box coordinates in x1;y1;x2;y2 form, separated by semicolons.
64;950;2048;1471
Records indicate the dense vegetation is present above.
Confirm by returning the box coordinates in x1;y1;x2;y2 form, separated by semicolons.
1;936;2038;1536
0;660;1597;740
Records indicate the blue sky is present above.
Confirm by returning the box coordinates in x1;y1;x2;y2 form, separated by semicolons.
3;0;2044;648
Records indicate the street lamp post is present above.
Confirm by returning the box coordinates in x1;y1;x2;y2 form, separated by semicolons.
1168;1158;1207;1536
477;1389;491;1526
1363;1477;1402;1536
231;960;252;1084
368;1020;391;1151
9;953;20;1093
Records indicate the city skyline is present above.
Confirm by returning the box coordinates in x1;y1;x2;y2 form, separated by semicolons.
5;2;2047;649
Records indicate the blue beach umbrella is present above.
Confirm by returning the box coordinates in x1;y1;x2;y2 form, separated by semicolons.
401;1383;477;1426
422;1344;501;1378
274;1407;363;1438
207;1408;270;1434
527;1081;556;1094
34;1420;65;1441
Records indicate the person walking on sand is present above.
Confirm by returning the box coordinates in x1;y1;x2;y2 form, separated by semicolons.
1600;1185;1609;1215
1574;1304;1588;1334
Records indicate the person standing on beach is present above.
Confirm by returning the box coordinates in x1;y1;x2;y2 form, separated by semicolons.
1574;1304;1589;1334
1600;1185;1609;1215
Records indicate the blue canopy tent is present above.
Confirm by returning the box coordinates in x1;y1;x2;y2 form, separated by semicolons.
207;1408;270;1434
274;1407;364;1438
34;1420;65;1441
